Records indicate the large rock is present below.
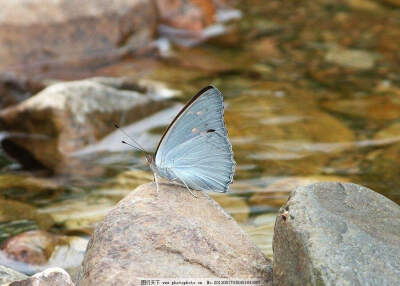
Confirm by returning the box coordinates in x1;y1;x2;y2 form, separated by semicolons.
78;183;272;285
273;182;400;286
0;0;156;72
0;78;170;173
7;267;74;286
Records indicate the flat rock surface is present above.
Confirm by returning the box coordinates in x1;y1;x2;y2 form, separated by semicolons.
273;182;400;286
78;183;272;285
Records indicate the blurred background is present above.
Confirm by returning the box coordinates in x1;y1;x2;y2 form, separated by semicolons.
0;0;400;280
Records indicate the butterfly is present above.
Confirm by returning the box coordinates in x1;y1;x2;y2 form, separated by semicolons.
118;85;235;197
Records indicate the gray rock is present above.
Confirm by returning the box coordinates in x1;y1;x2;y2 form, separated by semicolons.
0;265;27;285
0;78;170;173
273;182;400;286
7;267;74;286
78;183;272;285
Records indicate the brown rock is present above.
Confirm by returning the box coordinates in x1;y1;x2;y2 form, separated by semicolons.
322;94;400;121
1;230;87;275
0;78;170;173
0;0;157;73
78;183;272;285
8;267;74;286
2;231;68;265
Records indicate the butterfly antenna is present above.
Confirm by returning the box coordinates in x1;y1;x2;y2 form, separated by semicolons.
121;140;142;152
114;124;148;154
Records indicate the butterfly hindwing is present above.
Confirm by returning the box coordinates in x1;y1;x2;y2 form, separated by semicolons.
154;86;235;192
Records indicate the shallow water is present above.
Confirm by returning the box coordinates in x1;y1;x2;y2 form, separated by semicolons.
1;0;400;272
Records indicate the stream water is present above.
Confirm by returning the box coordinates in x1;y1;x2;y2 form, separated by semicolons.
1;0;400;275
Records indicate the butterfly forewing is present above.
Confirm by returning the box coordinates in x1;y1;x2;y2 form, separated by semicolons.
154;86;235;192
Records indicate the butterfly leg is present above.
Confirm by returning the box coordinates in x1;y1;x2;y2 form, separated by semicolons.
179;178;198;198
154;173;160;194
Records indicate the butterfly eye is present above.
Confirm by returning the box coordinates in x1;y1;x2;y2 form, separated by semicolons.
192;128;198;133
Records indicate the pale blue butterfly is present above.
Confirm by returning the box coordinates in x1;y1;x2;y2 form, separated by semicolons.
119;86;235;197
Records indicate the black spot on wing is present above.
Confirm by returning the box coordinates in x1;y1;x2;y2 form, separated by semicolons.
207;129;216;133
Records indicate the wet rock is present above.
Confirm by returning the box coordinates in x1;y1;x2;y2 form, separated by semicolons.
249;176;349;208
325;48;378;69
346;0;383;11
7;267;74;286
250;37;281;60
323;94;400;121
1;230;87;276
379;0;400;7
78;183;272;285
0;199;54;231
0;265;27;285
374;121;400;141
0;0;157;73
0;78;170;173
273;182;400;286
0;174;65;203
365;142;400;202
